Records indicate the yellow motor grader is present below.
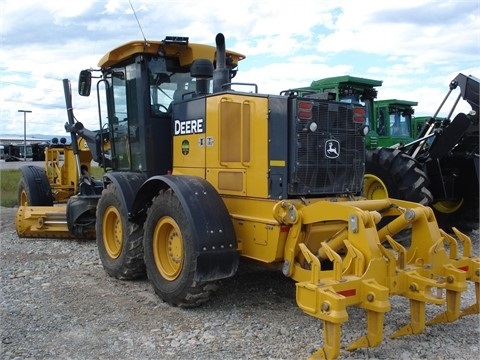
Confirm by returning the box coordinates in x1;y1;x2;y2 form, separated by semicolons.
15;33;479;359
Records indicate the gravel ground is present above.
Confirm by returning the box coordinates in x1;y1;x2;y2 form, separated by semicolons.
1;205;479;360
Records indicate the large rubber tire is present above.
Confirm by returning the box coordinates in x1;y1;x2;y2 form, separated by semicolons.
431;162;479;231
365;148;433;205
433;199;479;231
144;189;215;308
95;184;145;280
17;166;53;206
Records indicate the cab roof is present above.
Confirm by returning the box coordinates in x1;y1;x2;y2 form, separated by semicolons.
310;75;383;89
375;99;418;107
98;39;246;69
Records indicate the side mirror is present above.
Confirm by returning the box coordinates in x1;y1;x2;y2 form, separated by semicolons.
78;70;92;96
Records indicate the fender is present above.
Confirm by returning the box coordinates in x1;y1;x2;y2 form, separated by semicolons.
131;175;239;282
103;171;149;217
66;172;147;238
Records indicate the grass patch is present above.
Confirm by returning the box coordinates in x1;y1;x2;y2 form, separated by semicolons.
90;166;105;178
0;165;105;208
0;169;22;207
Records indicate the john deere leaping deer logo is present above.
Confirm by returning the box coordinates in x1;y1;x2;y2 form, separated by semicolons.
325;139;340;159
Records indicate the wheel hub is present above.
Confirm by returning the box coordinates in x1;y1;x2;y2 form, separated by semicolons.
364;174;388;199
153;217;184;280
103;206;123;259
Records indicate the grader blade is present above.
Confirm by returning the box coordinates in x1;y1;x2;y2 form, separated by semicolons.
283;198;479;360
15;205;94;239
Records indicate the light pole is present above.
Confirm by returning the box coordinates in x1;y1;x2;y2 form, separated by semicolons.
18;110;32;161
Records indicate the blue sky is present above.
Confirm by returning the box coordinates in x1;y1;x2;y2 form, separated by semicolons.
1;0;479;136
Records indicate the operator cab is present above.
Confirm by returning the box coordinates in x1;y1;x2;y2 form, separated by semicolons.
78;36;245;177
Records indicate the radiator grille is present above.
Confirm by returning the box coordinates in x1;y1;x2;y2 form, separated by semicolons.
289;101;365;196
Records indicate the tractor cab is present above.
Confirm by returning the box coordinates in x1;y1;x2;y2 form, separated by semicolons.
372;99;418;147
294;75;382;125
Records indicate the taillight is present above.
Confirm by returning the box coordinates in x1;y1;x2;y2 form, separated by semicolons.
353;106;366;123
298;101;312;120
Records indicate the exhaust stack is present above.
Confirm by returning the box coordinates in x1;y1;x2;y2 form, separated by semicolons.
213;33;230;93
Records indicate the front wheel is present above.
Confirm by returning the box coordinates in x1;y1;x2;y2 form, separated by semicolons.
96;184;145;279
17;166;53;206
144;188;215;308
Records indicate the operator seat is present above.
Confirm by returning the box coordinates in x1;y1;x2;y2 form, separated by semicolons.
173;88;189;101
167;88;192;113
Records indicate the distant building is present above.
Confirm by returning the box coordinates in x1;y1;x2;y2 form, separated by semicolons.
0;135;50;144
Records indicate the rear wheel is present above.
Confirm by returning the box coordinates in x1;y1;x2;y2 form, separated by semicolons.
430;161;479;230
433;199;479;230
365;148;433;205
365;148;433;244
17;166;53;206
144;189;215;308
363;174;389;200
96;184;145;279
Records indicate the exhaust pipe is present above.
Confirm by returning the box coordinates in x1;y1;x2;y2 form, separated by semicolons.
213;33;230;93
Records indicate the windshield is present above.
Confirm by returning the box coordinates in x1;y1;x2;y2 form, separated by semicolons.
148;57;209;116
149;72;199;115
390;110;412;137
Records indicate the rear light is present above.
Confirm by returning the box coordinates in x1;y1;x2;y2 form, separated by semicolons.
298;101;312;120
353;106;366;123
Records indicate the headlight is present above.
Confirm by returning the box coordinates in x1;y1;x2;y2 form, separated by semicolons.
358;124;369;136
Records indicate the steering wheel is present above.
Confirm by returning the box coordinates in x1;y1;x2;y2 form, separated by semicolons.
152;104;169;115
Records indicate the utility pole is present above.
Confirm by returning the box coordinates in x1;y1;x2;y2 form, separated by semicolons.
18;110;32;161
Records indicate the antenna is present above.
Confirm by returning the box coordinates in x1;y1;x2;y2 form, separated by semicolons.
129;0;147;43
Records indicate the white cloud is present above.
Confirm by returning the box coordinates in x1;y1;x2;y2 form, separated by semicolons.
0;0;478;136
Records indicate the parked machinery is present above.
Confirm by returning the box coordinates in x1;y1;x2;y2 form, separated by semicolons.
291;76;432;206
292;76;428;149
2;143;33;161
366;73;479;229
15;34;479;359
16;86;110;239
293;75;478;229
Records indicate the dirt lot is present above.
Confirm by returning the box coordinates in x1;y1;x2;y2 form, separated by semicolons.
1;205;479;359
